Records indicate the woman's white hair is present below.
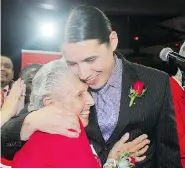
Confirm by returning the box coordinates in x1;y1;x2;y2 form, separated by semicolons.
28;58;74;112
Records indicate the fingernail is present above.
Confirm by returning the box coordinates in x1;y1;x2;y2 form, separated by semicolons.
143;134;148;137
123;133;129;139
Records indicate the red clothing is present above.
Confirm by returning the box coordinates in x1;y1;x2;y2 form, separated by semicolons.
1;87;10;107
12;121;101;168
0;157;12;167
170;78;185;167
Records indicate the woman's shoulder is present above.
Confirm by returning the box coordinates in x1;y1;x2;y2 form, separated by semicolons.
30;119;86;141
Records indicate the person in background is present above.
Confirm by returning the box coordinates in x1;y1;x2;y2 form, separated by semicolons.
1;79;25;128
0;78;25;167
170;41;185;167
1;64;42;167
1;56;14;107
1;64;42;127
19;64;42;104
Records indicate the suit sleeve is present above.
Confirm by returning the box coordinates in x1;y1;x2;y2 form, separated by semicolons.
1;105;30;160
155;76;182;167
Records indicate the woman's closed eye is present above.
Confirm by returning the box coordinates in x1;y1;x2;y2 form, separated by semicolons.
77;92;84;98
68;62;77;67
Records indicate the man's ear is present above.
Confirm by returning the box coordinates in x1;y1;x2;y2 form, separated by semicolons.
42;97;53;107
109;31;118;52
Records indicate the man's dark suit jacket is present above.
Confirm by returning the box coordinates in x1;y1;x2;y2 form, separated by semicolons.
1;55;182;167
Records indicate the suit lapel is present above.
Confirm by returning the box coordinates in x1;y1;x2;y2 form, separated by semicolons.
107;55;140;143
85;105;105;144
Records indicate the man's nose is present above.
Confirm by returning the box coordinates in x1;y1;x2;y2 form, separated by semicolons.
1;65;5;71
78;64;90;80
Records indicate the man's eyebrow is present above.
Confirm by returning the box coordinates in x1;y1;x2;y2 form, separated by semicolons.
66;56;99;64
82;56;99;62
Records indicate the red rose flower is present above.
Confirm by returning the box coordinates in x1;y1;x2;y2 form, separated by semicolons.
133;81;145;96
129;81;147;107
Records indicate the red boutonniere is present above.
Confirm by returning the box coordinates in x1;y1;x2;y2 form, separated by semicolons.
129;81;147;107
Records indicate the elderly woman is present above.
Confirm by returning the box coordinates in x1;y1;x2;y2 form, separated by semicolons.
12;59;101;167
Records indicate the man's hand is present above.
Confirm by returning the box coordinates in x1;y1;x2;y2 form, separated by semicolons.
20;106;81;141
108;133;150;162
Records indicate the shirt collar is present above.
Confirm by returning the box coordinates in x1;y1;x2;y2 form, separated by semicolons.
106;55;122;88
3;85;9;91
94;55;122;95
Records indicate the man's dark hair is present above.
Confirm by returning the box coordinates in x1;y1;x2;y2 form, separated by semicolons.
65;5;112;44
19;64;42;104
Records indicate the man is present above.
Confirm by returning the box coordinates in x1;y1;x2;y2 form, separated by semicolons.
1;6;181;167
170;41;185;167
19;63;42;104
1;56;14;107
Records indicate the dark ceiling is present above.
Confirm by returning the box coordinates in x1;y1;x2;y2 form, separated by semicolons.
1;0;185;77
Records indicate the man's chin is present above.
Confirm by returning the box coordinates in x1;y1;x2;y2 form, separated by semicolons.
89;82;107;90
1;81;9;88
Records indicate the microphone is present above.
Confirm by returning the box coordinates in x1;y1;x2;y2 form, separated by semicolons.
159;47;185;63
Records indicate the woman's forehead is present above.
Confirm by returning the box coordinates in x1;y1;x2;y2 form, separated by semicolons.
58;74;87;93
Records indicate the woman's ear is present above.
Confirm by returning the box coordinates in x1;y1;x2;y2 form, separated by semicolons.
42;97;53;107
